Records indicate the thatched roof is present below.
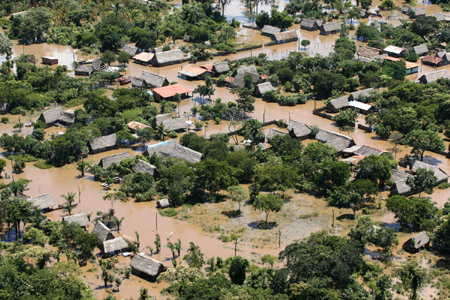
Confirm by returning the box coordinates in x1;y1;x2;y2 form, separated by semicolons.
133;159;157;176
156;198;170;208
153;114;173;126
411;160;449;184
356;45;383;59
261;25;281;36
410;232;430;249
63;213;90;227
131;76;145;88
267;128;288;141
75;64;95;76
92;221;115;242
98;151;130;169
153;114;188;132
390;169;413;195
418;70;450;83
315;129;355;152
300;18;322;30
89;133;117;153
437;51;450;61
131;253;165;278
103;237;129;253
321;22;341;33
28;193;56;210
273;30;298;43
122;45;139;56
39;107;75;125
141;70;168;88
287;121;311;139
144;140;202;163
349;88;374;101
154;50;184;66
430;12;445;22
352;145;383;156
231;65;260;88
256;82;276;95
402;6;425;17
413;44;428;56
327;96;348;112
213;61;230;74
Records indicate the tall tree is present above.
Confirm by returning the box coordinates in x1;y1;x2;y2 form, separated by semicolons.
61;192;76;215
407;168;437;197
252;193;283;225
395;259;427;300
227;185;248;212
0;33;13;60
404;129;444;161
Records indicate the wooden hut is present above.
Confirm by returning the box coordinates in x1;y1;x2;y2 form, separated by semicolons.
62;213;90;229
133;159;158;177
320;22;341;35
92;221;115;242
130;253;165;282
38;107;75;127
41;56;58;65
356;45;385;62
403;232;430;253
411;160;449;185
349;88;374;101
152;50;184;67
266;128;288;142
413;44;428;56
261;25;281;38
273;30;298;44
300;19;323;31
418;70;450;84
256;82;277;96
152;84;192;102
156;198;170;208
390;169;414;196
121;45;139;57
144;140;202;163
326;96;349;113
89;133;118;154
230;65;261;88
103;237;130;255
212;61;230;75
287;121;311;139
132;52;155;65
28;193;56;212
315;129;355;152
98;152;130;169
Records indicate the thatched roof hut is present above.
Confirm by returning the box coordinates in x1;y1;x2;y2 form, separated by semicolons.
152;50;184;66
63;213;90;228
300;19;323;31
287;121;311;139
326;96;348;113
212;61;230;75
144;140;202;163
266;128;288;142
38;107;76;127
315;129;355;152
156;198;170;208
403;232;430;253
28;193;56;211
356;45;385;61
413;44;428;56
131;253;165;282
346;145;383;156
152;114;188;132
122;45;139;56
261;25;281;37
98;151;130;169
92;221;115;242
390;169;414;196
141;70;169;88
418;70;450;83
133;159;158;177
231;65;260;88
89;133;118;154
103;237;130;254
273;31;299;43
320;22;341;35
256;82;277;96
411;160;449;184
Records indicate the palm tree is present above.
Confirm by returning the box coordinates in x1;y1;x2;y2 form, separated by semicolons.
146;246;154;256
167;241;176;259
241;119;265;145
389;132;404;158
61;192;76;215
76;160;90;177
175;239;182;257
103;190;128;211
156;123;169;141
114;216;124;233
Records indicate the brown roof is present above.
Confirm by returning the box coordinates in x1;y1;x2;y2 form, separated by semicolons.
153;84;192;99
127;121;150;131
132;52;155;63
182;65;209;76
422;55;443;65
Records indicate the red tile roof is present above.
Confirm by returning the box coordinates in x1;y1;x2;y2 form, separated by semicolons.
153;83;193;99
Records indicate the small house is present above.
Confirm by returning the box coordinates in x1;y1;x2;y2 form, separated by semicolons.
152;49;184;67
89;133;118;154
326;96;348;113
130;253;165;282
28;193;56;212
156;199;170;208
403;232;430;253
422;55;443;67
344;145;383;156
212;61;230;75
273;30;298;44
74;64;95;76
256;82;277;96
315;129;355;152
144;140;202;163
411;160;449;184
178;65;212;80
127;121;150;132
436;51;450;66
320;22;341;35
38;107;75;127
402;6;425;18
413;44;428;57
153;115;187;132
121;45;139;57
418;70;450;84
356;45;385;61
92;221;115;242
300;19;323;31
103;237;130;255
133;159;158;177
152;84;192;102
133;70;169;89
384;45;405;57
63;213;90;229
266;128;288;142
41;56;58;65
98;151;130;169
349;88;374;101
390;169;414;196
132;52;155;65
261;25;281;37
348;101;374;114
230;65;261;88
287;121;311;139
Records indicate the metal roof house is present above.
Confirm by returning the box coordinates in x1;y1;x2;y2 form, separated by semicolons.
384;45;405;57
98;151;131;169
62;213;90;229
152;49;185;67
132;52;155;65
28;193;56;212
144;140;202;163
178;65;212;80
152;83;193;102
38;107;76;127
348;101;374;114
320;22;341;35
156;198;170;208
418;70;450;83
287;121;312;139
131;253;165;282
89;133;118;154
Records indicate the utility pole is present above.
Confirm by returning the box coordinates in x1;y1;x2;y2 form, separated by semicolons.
155;211;158;231
278;230;281;248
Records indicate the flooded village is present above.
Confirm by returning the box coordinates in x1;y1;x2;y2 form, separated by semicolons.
1;0;450;299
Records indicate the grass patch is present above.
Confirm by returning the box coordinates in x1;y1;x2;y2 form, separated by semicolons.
219;234;232;242
159;207;178;217
299;212;318;219
7;154;39;162
122;108;143;121
34;161;52;169
438;182;450;190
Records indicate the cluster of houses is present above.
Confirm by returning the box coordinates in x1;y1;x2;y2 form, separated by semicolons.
326;88;375;115
299;18;343;35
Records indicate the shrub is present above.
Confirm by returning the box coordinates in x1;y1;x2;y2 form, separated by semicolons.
159;207;178;217
1;117;8;124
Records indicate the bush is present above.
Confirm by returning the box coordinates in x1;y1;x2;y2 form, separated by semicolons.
1;117;8;124
159;207;178;217
34;161;51;169
405;52;419;62
169;131;178;138
262;90;278;102
438;182;450;189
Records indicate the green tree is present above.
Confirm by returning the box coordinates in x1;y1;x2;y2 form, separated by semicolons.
100;50;117;66
227;185;248;212
301;39;310;49
156;123;169;141
253;193;283;225
138;287;149;300
404;129;444;161
0;159;6;176
155;233;161;253
175;238;182;257
356;155;393;186
167;241;176;259
395;259;427;300
77;160;90;177
194;159;237;197
407;168;437;197
117;51;130;65
0;32;13;60
103;190;128;211
332;109;358;129
183;242;204;268
241;119;265;145
62;192;76;215
228;256;249;285
13;158;25;173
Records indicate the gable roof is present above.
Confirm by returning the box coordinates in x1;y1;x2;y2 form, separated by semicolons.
349;88;374;101
287;121;311;138
122;45;138;56
63;213;90;227
300;18;322;29
411;160;449;183
141;70;168;88
390;169;413;195
411;231;430;249
321;22;341;32
384;45;404;55
127;121;150;131
92;221;115;242
413;44;428;56
131;253;165;278
133;159;158;176
261;25;281;36
39;107;75;125
273;30;298;42
153;84;192;99
419;70;450;83
98;151;131;169
132;52;155;63
267;128;288;141
154;50;184;65
256;82;277;95
103;237;129;253
144;140;202;163
327;96;348;111
213;61;230;74
348;101;372;112
315;129;355;152
231;65;260;88
89;133;117;152
354;145;383;156
28;193;56;210
356;45;383;59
